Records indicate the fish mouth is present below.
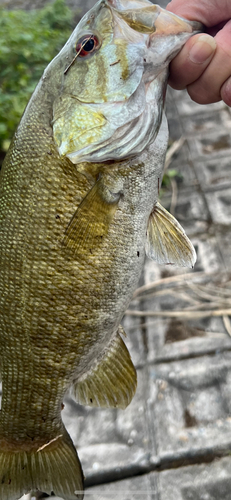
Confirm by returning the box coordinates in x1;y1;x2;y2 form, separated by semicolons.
53;0;201;164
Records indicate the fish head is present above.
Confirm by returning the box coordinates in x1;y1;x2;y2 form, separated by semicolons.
51;0;201;163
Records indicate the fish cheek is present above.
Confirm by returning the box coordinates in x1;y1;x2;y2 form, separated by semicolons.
114;41;129;81
94;54;108;102
64;59;88;96
53;95;107;158
66;56;106;103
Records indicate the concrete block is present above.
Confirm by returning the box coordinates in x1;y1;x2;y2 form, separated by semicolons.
85;474;157;500
188;130;231;162
157;456;231;500
191;157;231;192
216;227;231;269
205;188;231;225
62;370;153;483
148;353;231;462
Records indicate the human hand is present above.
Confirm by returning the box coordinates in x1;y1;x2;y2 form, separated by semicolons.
166;0;231;106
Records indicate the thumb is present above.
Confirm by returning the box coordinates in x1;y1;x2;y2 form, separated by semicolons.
168;34;216;90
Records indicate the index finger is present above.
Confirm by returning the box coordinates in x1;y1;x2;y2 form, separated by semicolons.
166;0;231;26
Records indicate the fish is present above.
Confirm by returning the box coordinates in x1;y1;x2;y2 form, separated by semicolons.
0;1;200;499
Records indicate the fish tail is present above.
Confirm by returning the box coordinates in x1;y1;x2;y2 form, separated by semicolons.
0;429;84;500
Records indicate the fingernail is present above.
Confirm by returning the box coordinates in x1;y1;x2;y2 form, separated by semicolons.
189;35;216;64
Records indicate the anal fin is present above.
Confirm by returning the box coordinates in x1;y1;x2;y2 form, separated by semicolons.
146;201;196;267
71;326;137;409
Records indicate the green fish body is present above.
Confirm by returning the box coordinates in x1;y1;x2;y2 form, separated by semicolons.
0;1;200;499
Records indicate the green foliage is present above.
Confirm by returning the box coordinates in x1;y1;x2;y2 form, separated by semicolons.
162;168;183;188
0;0;73;152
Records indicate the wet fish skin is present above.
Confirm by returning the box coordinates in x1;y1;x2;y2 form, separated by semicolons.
0;1;200;499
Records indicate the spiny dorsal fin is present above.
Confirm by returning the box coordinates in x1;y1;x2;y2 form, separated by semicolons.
71;327;137;409
145;201;196;267
62;175;122;257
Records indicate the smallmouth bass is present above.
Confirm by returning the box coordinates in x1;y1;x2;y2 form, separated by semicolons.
0;1;200;499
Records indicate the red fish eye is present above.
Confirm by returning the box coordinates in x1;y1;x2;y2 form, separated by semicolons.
76;35;99;57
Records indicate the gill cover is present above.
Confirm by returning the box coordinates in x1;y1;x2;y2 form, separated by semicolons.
52;0;201;163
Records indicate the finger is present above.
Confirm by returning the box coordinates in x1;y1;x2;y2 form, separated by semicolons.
187;20;231;104
168;34;216;90
166;0;231;26
221;77;231;107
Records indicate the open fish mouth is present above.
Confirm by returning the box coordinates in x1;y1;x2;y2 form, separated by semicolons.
53;0;201;164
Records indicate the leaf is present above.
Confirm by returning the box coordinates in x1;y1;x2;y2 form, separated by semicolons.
0;0;73;155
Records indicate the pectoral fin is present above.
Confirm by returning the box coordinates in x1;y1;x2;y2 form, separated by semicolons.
145;202;196;267
71;327;137;409
63;175;122;256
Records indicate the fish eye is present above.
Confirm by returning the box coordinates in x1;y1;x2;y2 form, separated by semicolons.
76;34;100;57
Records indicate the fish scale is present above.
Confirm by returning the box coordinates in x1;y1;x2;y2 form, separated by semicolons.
0;97;149;426
0;0;200;498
